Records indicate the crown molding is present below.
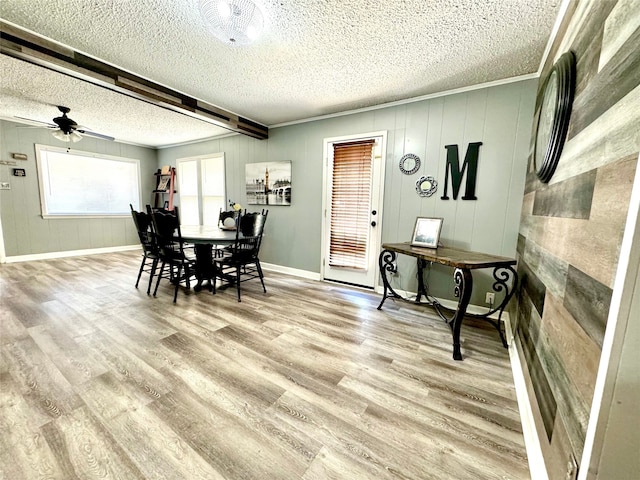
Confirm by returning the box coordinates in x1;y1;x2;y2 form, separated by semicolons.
270;73;539;129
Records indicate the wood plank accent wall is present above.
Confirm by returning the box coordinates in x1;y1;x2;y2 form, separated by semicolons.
515;1;640;478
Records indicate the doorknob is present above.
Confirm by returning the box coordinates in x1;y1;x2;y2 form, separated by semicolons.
371;221;377;227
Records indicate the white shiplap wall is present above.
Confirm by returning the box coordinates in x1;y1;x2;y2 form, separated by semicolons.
0;79;536;304
158;78;537;304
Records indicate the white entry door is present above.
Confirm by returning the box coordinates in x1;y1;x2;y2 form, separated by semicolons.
322;132;386;289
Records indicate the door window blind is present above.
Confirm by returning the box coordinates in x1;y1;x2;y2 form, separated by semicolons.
329;140;374;270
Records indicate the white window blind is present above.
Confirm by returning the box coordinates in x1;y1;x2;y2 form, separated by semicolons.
35;144;140;217
329;140;374;270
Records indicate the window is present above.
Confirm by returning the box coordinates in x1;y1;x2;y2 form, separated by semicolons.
177;153;225;226
35;144;141;218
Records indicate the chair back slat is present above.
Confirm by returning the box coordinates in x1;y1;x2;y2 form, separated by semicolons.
229;210;268;259
151;208;188;261
239;211;266;237
129;204;161;293
130;204;156;255
214;209;268;301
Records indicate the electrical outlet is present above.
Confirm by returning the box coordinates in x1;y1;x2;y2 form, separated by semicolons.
485;292;495;304
389;261;398;275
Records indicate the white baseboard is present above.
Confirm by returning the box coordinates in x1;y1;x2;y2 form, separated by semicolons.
508;329;549;480
3;251;320;283
374;285;544;479
260;262;321;281
373;285;511;326
2;245;140;264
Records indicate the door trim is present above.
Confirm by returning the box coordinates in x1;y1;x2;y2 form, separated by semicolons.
320;130;387;289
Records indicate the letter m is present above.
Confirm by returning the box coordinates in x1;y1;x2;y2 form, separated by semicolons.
440;142;482;200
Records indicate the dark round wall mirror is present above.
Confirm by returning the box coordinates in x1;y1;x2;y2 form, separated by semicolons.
533;51;576;183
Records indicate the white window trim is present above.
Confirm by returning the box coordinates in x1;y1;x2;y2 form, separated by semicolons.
176;152;226;226
35;144;142;219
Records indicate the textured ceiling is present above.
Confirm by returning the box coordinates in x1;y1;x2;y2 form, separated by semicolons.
0;0;562;148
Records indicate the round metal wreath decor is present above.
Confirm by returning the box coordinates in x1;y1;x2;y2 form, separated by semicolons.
399;153;421;175
415;175;438;197
533;51;576;183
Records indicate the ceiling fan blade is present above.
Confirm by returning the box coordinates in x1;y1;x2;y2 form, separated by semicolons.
16;108;114;141
14;116;56;128
77;129;115;141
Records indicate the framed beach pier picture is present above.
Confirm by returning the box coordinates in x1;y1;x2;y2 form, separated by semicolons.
245;161;292;205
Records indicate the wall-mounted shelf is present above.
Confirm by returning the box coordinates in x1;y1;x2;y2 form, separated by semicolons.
153;167;176;210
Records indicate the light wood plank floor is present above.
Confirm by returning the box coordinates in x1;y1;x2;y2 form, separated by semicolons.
0;251;529;480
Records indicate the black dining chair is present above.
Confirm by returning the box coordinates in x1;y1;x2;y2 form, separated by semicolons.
215;208;241;257
214;209;268;302
151;206;197;303
218;208;240;229
130;204;159;295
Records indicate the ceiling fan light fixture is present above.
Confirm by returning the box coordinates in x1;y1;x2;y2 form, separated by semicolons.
217;1;231;18
69;131;83;143
52;129;69;142
52;129;82;143
246;25;258;40
199;0;265;46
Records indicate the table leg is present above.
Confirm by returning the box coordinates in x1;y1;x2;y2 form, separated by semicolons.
450;268;473;361
415;259;430;303
193;244;215;292
377;249;402;310
461;265;518;348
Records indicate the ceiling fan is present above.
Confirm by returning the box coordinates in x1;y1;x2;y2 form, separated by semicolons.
17;105;115;143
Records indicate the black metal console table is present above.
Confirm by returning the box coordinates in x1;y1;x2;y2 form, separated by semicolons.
378;243;518;360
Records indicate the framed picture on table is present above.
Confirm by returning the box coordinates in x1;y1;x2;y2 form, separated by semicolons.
411;217;443;248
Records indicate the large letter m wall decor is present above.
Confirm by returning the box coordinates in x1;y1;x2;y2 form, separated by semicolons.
440;142;482;200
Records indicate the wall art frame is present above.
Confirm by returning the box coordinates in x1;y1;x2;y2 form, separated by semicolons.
245;161;292;206
410;217;443;248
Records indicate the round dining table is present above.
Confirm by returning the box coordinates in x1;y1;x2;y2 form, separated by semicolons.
179;225;237;291
180;225;237;244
